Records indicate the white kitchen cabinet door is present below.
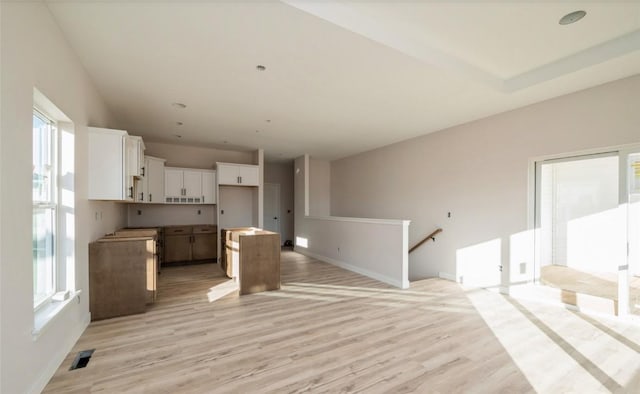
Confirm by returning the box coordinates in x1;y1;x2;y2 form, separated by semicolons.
183;170;202;199
88;127;133;201
216;163;260;186
125;136;144;178
238;165;259;186
146;156;165;203
164;167;205;203
202;171;216;204
135;176;146;203
164;168;184;199
217;163;239;185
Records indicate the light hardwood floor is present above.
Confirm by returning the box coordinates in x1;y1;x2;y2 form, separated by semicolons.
541;265;640;313
43;251;640;393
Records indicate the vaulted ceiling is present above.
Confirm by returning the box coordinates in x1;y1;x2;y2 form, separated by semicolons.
46;1;640;161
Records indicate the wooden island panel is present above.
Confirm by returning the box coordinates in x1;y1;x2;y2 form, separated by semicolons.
89;237;154;321
239;231;281;295
221;227;281;295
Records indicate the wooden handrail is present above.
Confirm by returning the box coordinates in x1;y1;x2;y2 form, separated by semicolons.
409;228;442;254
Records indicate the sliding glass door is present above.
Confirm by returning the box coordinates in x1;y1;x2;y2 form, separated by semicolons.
534;146;640;316
622;150;640;316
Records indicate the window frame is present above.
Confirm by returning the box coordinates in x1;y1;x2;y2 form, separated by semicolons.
32;107;59;310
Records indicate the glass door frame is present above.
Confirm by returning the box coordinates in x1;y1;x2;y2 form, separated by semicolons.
527;143;640;316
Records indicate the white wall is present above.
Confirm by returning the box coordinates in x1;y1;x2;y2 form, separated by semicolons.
296;216;410;288
264;162;294;244
294;155;410;288
309;158;331;216
0;3;126;393
127;204;216;227
219;187;257;229
330;75;640;284
144;141;254;169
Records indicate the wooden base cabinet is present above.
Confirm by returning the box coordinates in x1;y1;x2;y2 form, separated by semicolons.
239;231;280;295
89;237;156;321
193;227;217;260
164;227;192;263
164;225;217;264
221;227;280;295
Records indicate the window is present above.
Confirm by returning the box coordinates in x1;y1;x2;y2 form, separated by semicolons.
33;109;57;308
31;89;77;335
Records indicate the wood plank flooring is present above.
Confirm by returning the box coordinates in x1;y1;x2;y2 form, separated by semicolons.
43;251;640;393
541;265;640;305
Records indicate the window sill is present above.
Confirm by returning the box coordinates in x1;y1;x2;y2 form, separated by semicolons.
32;290;82;340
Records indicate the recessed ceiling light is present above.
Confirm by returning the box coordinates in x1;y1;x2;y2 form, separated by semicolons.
265;119;271;123
176;121;183;126
174;134;182;138
172;102;187;109
255;130;260;133
559;10;586;25
256;65;266;71
223;140;228;144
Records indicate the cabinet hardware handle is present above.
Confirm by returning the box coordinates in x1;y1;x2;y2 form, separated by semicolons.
129;186;133;198
149;193;152;202
140;192;144;201
141;167;145;177
202;195;205;203
239;176;242;184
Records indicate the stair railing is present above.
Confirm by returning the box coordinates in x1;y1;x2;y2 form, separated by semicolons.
409;228;443;254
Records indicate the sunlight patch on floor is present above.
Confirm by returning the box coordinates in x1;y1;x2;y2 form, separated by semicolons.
255;283;476;314
286;281;444;296
466;288;640;393
206;280;239;303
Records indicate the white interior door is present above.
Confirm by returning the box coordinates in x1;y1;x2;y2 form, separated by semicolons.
264;183;280;236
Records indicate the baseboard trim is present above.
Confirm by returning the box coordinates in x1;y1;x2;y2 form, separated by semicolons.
438;272;457;282
294;248;408;289
29;312;90;394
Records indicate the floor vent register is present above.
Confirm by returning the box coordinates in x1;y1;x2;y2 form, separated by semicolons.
69;349;95;371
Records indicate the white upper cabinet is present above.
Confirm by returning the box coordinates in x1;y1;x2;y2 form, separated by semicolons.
88;127;136;201
145;156;166;204
164;168;184;199
164;167;215;204
201;171;216;204
182;170;202;199
136;155;166;203
217;163;260;186
125;136;145;178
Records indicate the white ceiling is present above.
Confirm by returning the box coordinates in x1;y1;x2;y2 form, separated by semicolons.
46;1;640;161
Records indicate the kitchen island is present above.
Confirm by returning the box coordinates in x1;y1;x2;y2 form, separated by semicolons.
221;227;280;295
